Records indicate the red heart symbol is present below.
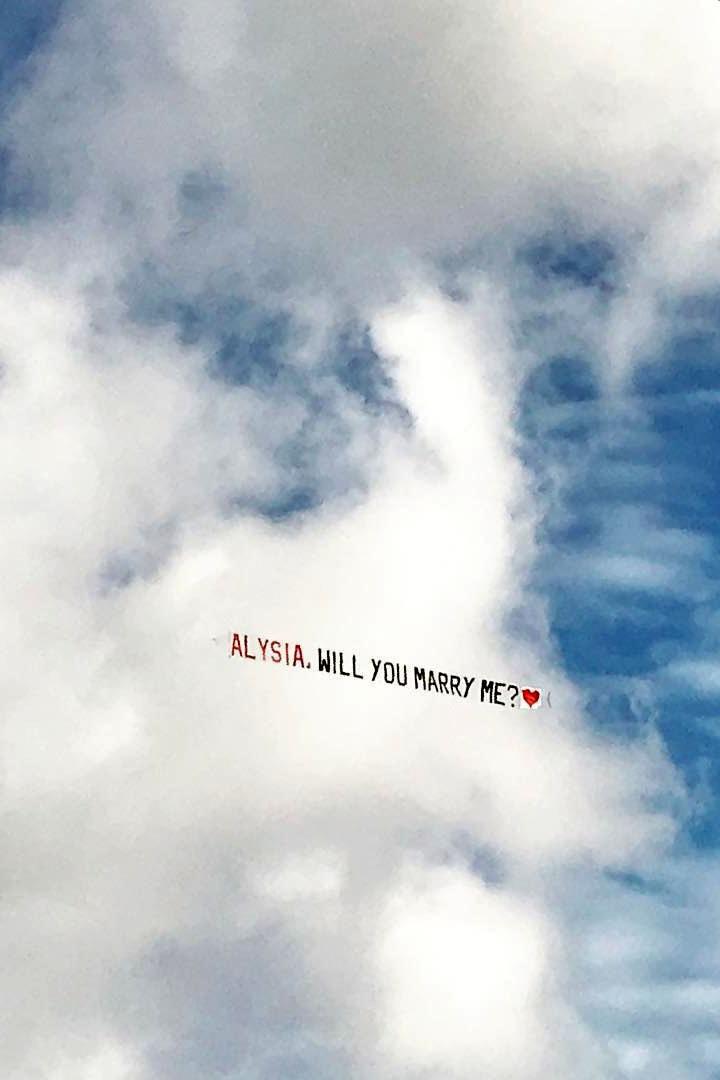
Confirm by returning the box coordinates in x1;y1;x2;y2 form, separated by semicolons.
522;688;540;707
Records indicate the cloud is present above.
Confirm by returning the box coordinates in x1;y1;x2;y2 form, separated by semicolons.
2;2;720;1078
5;0;720;320
373;862;568;1078
0;271;680;1077
560;856;720;1079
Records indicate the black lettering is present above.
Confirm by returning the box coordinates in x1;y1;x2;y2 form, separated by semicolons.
480;678;495;702
318;649;332;673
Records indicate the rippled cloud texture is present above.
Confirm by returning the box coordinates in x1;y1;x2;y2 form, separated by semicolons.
3;2;720;1078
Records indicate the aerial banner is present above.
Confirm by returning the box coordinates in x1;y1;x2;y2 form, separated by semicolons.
229;632;548;709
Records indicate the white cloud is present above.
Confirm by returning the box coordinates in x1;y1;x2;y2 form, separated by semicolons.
7;0;720;326
2;1;719;1078
0;270;681;1078
373;863;556;1077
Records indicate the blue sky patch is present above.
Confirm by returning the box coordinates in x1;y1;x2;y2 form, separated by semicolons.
520;313;720;848
522;234;617;291
0;0;63;93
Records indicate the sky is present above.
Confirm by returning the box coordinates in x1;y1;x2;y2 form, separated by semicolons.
3;2;720;1078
